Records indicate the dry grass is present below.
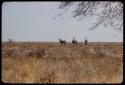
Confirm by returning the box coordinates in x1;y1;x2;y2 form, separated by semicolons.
2;42;123;83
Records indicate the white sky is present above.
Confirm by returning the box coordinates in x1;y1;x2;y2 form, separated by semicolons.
2;2;123;42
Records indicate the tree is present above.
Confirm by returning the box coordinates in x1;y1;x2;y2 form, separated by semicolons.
55;1;123;31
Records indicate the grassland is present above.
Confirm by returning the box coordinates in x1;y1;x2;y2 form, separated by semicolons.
2;42;123;83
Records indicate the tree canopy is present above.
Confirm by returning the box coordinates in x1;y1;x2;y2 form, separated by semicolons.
56;1;123;31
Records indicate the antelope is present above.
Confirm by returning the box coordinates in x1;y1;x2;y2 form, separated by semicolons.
58;39;66;45
72;37;78;45
85;39;88;45
72;39;78;45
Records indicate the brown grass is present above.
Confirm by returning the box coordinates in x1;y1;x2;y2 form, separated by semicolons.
2;42;123;83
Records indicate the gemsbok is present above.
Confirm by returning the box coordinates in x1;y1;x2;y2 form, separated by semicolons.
72;39;78;45
85;39;88;45
58;39;66;45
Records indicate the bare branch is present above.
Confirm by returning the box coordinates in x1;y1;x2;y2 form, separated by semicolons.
56;1;123;31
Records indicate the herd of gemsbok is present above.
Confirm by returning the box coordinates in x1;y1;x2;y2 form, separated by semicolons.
58;38;88;45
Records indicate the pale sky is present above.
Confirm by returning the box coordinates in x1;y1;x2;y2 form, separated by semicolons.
2;2;123;42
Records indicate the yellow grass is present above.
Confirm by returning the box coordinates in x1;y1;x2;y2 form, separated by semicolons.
2;42;123;83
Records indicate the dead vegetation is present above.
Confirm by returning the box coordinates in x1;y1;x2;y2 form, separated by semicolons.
2;42;123;83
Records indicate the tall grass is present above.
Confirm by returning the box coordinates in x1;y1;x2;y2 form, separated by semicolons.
2;42;123;83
